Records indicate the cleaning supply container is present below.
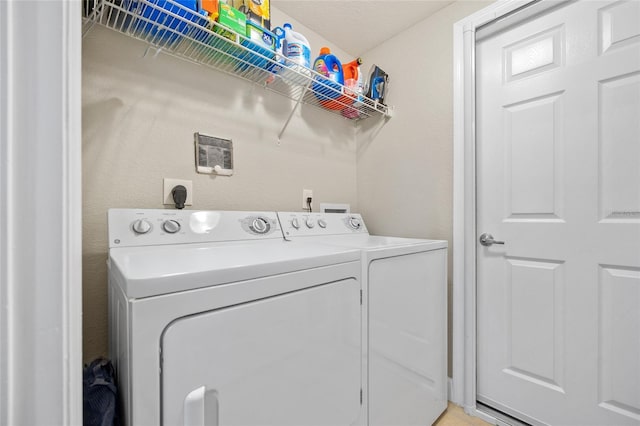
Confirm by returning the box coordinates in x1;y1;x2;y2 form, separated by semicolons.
267;26;286;75
232;0;271;30
238;21;276;71
312;47;347;110
282;23;311;72
128;0;205;45
209;3;246;65
342;58;362;88
341;57;364;118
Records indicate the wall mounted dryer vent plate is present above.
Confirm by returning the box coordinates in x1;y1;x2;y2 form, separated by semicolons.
163;178;193;206
195;133;233;175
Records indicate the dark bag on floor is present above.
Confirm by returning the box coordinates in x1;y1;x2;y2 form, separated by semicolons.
83;358;120;426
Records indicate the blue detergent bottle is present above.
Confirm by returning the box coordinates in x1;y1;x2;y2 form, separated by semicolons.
312;47;344;104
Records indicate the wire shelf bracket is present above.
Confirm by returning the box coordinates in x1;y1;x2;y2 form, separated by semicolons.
278;81;311;142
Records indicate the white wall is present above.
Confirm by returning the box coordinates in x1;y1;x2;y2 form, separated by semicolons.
82;9;356;360
356;0;493;375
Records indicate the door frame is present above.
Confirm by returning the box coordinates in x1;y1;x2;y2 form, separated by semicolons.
0;0;82;423
451;0;557;420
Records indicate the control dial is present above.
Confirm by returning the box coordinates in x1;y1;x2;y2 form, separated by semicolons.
305;219;315;228
291;218;300;229
348;217;362;230
318;219;327;229
162;219;181;234
132;219;152;235
251;218;270;234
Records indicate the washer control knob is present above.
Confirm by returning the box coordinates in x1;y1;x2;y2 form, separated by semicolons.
132;219;152;234
306;219;315;228
348;217;362;230
251;218;270;234
318;219;327;228
291;218;300;229
162;219;181;234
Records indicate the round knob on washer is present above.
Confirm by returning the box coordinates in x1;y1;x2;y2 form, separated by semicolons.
132;219;152;234
318;219;327;228
291;218;300;229
162;219;181;234
348;217;362;230
306;219;315;228
251;218;269;234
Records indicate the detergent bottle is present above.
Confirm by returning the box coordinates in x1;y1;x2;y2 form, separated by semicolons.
342;58;363;97
312;47;346;108
313;48;344;85
282;23;311;71
341;57;364;118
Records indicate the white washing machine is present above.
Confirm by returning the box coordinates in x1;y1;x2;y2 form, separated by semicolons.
277;212;448;426
107;209;364;426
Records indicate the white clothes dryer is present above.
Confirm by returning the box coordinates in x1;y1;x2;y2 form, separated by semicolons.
277;212;448;426
107;209;364;426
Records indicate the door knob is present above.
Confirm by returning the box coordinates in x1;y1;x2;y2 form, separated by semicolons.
479;233;505;246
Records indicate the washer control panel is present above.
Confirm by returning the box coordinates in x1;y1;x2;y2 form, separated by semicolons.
277;212;368;238
108;209;281;248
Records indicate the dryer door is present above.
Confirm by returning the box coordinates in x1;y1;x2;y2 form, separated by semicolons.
161;277;361;426
368;249;448;426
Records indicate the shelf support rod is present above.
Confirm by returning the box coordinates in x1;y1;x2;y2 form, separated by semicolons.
278;81;311;141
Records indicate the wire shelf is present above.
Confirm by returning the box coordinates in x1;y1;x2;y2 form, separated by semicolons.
82;0;392;126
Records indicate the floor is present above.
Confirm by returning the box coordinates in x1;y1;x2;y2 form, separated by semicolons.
434;403;492;426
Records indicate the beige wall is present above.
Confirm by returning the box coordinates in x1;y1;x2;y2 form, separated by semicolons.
82;10;356;361
356;0;493;375
82;1;494;369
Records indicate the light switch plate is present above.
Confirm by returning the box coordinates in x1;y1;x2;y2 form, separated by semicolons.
163;178;193;206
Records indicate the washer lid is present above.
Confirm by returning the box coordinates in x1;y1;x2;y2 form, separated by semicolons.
109;239;360;298
315;235;447;250
300;235;448;259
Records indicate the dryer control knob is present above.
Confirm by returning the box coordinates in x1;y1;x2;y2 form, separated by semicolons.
162;219;181;234
291;218;300;229
318;219;327;228
251;218;270;234
306;219;315;228
132;219;152;234
348;217;362;230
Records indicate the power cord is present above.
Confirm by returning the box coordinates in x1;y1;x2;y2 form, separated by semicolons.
306;197;312;213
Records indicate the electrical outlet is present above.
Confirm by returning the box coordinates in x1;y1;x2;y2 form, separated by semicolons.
163;178;193;206
302;189;313;209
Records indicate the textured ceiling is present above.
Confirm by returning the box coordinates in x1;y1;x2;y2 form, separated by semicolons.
275;1;455;57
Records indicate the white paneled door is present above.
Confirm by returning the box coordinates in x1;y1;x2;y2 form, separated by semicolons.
476;1;640;424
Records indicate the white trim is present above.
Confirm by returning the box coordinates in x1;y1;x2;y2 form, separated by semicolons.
0;1;82;423
451;0;538;413
63;1;84;424
0;2;11;422
472;408;500;425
